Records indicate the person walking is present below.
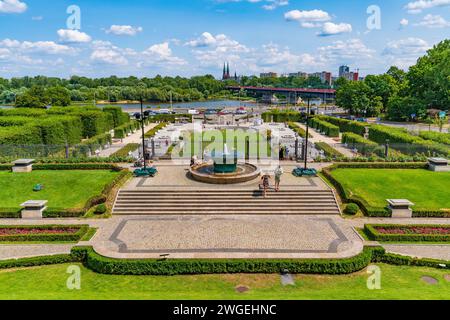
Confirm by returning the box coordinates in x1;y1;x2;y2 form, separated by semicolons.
260;173;271;198
274;165;284;192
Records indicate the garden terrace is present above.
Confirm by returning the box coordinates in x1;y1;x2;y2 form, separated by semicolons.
308;118;339;137
419;131;450;145
316;115;368;136
0;168;125;217
325;165;450;215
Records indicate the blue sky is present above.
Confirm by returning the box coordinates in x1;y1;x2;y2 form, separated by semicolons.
0;0;449;78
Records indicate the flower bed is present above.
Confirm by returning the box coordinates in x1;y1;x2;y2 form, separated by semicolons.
364;224;450;242
0;225;90;242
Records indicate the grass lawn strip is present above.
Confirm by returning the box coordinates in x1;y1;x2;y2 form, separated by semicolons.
329;168;450;211
0;263;448;300
0;170;121;211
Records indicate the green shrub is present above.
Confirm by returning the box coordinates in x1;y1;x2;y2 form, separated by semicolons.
72;246;380;275
315;142;344;158
111;143;140;158
103;106;129;127
262;111;303;123
287;122;311;138
0;254;75;270
419;131;450;145
317;116;368;136
0;116;30;127
309;118;339;137
344;203;359;215
144;122;168;138
94;204;107;215
342;132;384;156
369;125;449;157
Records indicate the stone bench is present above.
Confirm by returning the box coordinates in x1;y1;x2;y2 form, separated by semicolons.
12;159;35;173
20;200;47;219
387;199;414;218
428;158;450;172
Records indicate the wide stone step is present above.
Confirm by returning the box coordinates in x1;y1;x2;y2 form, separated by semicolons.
119;190;331;194
113;210;339;215
116;195;335;200
115;200;337;204
114;204;339;209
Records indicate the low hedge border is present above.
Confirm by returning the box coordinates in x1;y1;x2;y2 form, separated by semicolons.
70;246;382;275
0;254;76;270
0;224;90;242
364;224;450;242
111;143;140;158
0;245;448;273
315;142;345;158
321;162;448;218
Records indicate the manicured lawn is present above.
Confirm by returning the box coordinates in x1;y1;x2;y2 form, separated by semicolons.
330;169;450;210
0;264;448;300
0;170;121;210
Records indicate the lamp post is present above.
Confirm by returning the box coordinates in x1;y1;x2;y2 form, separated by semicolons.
304;98;311;170
140;96;147;171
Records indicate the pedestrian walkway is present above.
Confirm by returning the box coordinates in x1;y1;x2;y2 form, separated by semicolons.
95;123;158;158
295;123;355;158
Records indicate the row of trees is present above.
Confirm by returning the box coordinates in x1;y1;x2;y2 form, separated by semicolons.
336;39;449;121
0;75;235;108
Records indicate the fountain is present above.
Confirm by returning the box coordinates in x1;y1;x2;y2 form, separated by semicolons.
189;144;260;184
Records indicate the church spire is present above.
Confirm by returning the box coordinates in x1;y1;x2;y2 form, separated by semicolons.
226;62;230;78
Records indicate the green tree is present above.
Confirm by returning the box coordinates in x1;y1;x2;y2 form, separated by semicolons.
336;81;371;116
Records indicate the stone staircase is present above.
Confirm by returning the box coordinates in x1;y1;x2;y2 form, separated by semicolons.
112;189;341;215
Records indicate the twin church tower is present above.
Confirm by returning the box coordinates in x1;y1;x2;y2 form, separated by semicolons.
222;62;238;81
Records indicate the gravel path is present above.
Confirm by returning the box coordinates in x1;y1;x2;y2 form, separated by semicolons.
384;245;450;261
0;244;74;260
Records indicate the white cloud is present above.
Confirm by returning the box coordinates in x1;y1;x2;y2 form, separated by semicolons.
0;38;77;55
186;32;249;53
105;25;143;36
382;38;431;69
216;0;288;10
57;29;92;43
318;39;375;62
142;42;187;66
405;0;450;14
0;0;27;13
262;0;288;10
90;40;129;65
414;14;450;28
284;9;331;23
400;18;409;27
318;22;352;36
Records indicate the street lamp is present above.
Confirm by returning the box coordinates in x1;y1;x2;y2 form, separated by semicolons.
304;97;311;170
140;95;147;171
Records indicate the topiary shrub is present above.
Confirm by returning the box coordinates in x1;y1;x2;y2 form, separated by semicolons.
344;203;359;215
94;203;107;215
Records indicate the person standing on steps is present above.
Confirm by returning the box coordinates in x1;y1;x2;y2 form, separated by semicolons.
260;173;271;198
274;165;284;192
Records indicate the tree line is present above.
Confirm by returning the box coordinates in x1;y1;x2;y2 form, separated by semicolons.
336;39;449;121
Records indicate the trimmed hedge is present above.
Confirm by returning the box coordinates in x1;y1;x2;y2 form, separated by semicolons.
309;118;339;137
0;225;90;242
0;254;75;270
364;224;450;242
419;131;450;145
144;122;168;138
342;132;384;156
288;122;311;138
71;246;382;276
317;116;368;136
315;142;344;158
369;125;450;157
262;111;303;123
111;143;140;158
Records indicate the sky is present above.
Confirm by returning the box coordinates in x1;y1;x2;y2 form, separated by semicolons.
0;0;449;79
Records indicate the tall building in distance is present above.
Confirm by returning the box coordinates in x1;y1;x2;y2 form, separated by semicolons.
339;65;359;81
339;65;350;78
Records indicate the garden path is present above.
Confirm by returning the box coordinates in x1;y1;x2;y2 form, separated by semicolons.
295;123;355;158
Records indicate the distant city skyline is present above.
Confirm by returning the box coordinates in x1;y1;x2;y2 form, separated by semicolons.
0;0;449;78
